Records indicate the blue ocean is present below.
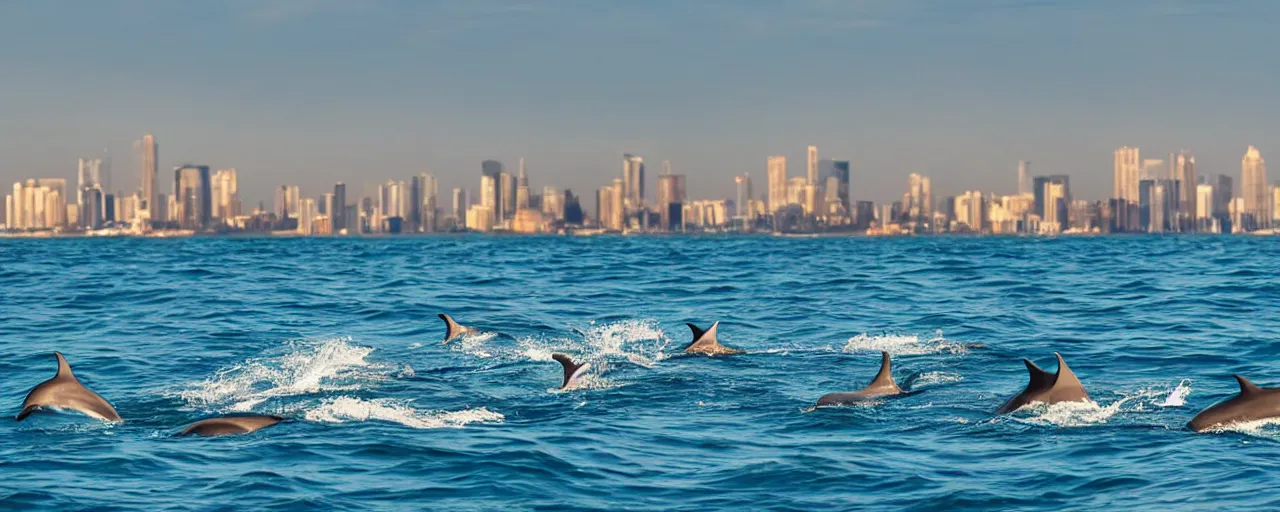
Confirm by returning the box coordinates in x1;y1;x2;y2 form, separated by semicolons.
2;236;1279;510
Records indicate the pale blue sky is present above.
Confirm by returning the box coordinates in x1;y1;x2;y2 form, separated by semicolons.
2;0;1277;206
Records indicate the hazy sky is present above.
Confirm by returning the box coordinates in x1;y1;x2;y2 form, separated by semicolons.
3;0;1278;206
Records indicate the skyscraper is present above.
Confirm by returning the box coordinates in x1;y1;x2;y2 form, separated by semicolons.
77;158;104;228
173;165;211;230
656;173;686;231
135;134;157;224
767;156;787;213
1170;150;1196;221
452;188;467;223
516;158;530;210
409;173;437;232
1214;174;1233;218
499;172;516;221
826;160;850;216
480;174;497;223
734;174;752;218
211;168;239;224
1241;145;1269;230
622;154;645;210
333;182;347;234
807;145;818;185
1017;160;1031;196
907;173;932;220
1113;147;1140;202
482;160;503;223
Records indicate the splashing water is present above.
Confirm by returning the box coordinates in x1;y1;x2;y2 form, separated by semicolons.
179;338;395;412
842;330;967;355
1157;379;1192;407
1011;388;1167;427
304;396;504;429
905;371;965;390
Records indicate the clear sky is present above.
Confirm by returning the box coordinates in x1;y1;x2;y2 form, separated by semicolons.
2;0;1277;207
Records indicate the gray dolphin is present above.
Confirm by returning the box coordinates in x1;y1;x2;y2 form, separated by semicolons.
1188;375;1280;432
17;352;122;422
178;415;285;437
551;353;590;390
816;351;905;406
439;313;476;344
996;353;1090;414
684;322;744;356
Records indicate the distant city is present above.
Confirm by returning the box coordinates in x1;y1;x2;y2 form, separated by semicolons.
3;134;1277;237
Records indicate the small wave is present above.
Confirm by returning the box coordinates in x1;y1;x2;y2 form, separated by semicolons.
842;330;966;355
1011;388;1165;427
448;332;499;358
1157;379;1192;407
906;371;964;389
303;396;503;429
179;338;394;412
1204;418;1280;438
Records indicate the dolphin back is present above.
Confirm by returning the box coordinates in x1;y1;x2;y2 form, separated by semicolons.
179;415;285;437
18;352;122;422
1188;375;1280;432
683;322;744;356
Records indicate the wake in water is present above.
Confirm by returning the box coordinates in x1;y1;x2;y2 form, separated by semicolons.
304;396;503;429
1006;387;1174;427
179;337;397;412
842;330;969;355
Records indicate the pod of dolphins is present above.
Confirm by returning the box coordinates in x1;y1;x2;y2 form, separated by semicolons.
14;313;1280;436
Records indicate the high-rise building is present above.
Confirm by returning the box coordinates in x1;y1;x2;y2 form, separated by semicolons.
656;173;686;231
481;160;503;223
1170;150;1196;221
907;173;932;220
333;182;347;234
622;154;645;210
1214;174;1233;217
8;178;68;229
173;165;211;230
480;175;497;225
955;191;986;231
541;186;563;221
275;185;301;219
410;173;438;232
807;145;818;185
499;172;515;221
767;156;787;213
1113;147;1140;202
135;134;157;224
211;169;239;224
1033;175;1070;220
298;198;316;235
452;188;467;223
516;158;530;210
76;158;105;229
1017;160;1031;196
824;160;851;217
1241;145;1268;230
734;174;752;218
322;192;336;219
1042;181;1066;232
1196;183;1215;231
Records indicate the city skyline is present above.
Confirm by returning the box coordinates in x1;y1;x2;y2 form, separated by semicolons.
4;1;1280;205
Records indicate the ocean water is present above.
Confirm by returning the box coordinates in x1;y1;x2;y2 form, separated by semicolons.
2;236;1279;510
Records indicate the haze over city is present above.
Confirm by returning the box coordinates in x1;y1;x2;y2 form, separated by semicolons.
4;0;1279;206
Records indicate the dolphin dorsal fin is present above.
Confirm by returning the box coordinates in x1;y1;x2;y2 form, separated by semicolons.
1024;358;1052;389
1234;375;1262;396
868;351;900;391
439;314;466;344
1049;353;1088;399
686;323;706;340
685;322;721;351
54;352;74;380
551;353;587;388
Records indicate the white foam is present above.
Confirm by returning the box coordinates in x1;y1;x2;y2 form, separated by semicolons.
179;338;393;412
909;371;964;388
842;330;966;355
1012;388;1165;427
303;396;503;429
448;332;498;358
1157;379;1192;407
1204;417;1280;436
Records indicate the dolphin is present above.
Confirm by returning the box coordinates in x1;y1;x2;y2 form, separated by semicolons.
816;351;905;406
996;352;1090;414
439;313;476;344
17;352;122;422
551;353;591;390
1187;375;1280;432
178;415;285;437
684;322;744;356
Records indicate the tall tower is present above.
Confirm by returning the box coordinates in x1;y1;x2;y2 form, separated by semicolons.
135;134;157;223
481;160;503;223
1017;160;1031;196
333;182;347;234
1169;150;1196;225
735;174;751;218
1242;145;1269;230
516;158;530;210
807;145;818;185
622;154;645;210
173;165;211;230
767;156;787;213
1113;147;1140;202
